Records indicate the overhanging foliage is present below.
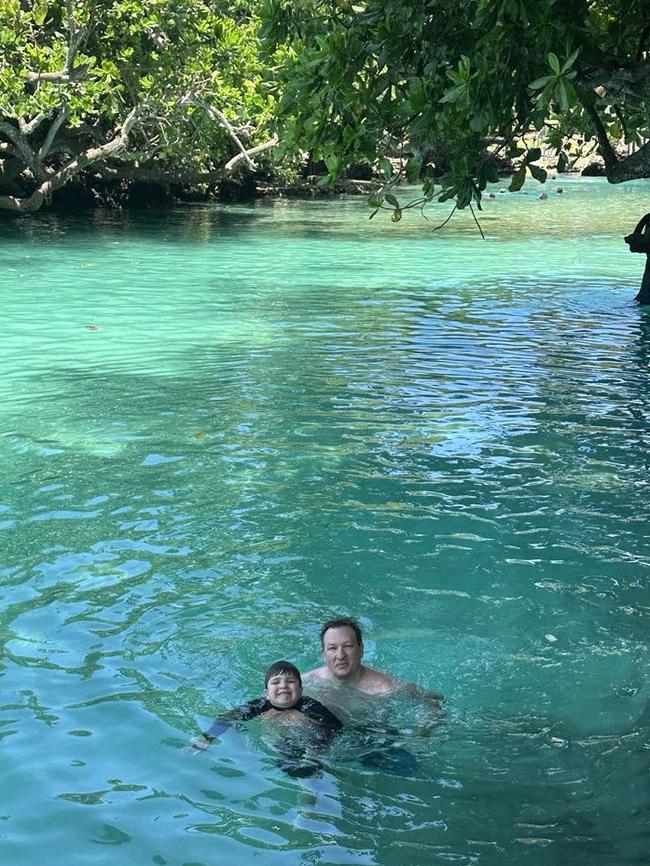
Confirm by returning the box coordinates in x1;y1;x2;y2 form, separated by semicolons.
261;0;650;211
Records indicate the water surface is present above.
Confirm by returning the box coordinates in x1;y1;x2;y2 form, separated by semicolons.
1;177;650;865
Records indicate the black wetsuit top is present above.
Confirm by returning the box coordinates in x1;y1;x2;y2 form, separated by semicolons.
202;696;342;777
203;695;342;741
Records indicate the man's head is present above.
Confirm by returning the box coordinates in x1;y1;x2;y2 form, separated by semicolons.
320;618;364;680
264;660;302;709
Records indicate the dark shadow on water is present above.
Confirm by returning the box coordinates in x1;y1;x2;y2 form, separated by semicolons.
0;203;285;246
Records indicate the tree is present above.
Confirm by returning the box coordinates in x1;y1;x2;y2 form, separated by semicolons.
0;0;278;212
261;0;650;207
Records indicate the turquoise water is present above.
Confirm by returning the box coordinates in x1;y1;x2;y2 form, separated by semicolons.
1;176;650;865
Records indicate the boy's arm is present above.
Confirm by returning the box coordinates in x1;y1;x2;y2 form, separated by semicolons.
189;698;268;750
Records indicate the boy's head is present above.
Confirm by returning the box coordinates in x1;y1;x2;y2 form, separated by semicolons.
264;660;302;709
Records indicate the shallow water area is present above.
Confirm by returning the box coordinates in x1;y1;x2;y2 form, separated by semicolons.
1;176;650;865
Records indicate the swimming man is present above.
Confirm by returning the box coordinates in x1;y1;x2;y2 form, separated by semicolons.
304;617;443;708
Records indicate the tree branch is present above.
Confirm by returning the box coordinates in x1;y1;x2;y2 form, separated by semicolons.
26;70;72;83
25;3;89;86
180;96;257;169
224;135;279;173
0;106;142;213
579;58;650;98
94;135;278;183
608;138;650;183
584;103;618;173
636;22;650;61
39;109;68;160
19;113;49;136
0;121;46;180
65;0;86;73
95;164;227;184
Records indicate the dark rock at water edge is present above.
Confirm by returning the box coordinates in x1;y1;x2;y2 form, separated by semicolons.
581;161;607;177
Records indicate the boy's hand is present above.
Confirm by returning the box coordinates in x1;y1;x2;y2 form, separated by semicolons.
183;735;213;754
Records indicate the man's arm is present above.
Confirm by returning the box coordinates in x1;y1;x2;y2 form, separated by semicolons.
392;679;444;711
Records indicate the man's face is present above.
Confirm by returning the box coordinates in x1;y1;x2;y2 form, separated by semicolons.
265;672;302;708
321;626;364;679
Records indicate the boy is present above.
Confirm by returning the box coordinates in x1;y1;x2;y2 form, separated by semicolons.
190;660;342;776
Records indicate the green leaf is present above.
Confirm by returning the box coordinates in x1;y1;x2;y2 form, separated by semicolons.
380;157;393;179
406;156;422;183
548;53;560;75
457;186;471;209
409;88;426;112
562;78;578;106
529;163;547;183
33;0;48;26
508;165;526;192
317;173;336;189
384;192;399;208
440;84;465;104
325;154;342;174
561;48;579;74
557;151;569;172
557;78;569;113
485;162;499;184
529;75;551;90
525;147;541;163
469;112;485;131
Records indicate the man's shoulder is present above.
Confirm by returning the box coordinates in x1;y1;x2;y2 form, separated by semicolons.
303;666;330;681
360;666;399;693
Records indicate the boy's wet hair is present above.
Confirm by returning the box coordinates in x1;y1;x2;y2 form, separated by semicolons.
264;660;302;687
320;617;363;646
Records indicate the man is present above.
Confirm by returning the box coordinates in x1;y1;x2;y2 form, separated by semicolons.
304;617;443;708
304;618;443;777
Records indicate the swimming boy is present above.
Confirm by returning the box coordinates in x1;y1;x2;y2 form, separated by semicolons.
190;660;343;776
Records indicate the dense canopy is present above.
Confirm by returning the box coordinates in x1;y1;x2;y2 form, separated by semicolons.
0;0;277;211
262;0;650;208
2;0;649;214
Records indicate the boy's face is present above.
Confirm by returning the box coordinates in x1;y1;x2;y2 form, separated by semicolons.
265;672;302;708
